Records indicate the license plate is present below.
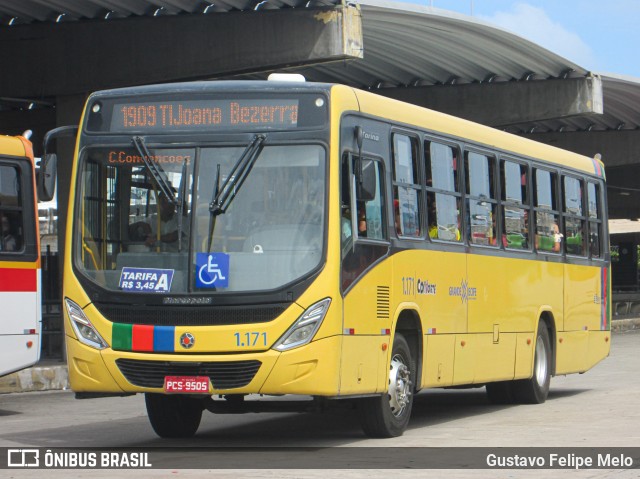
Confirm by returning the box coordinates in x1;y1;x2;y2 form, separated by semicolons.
164;376;210;393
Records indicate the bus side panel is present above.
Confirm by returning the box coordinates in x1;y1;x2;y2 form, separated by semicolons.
341;257;393;394
392;248;465;387
0;290;38;335
0;334;40;377
0;286;39;377
472;333;517;383
555;330;589;374
514;332;536;379
452;334;474;384
339;335;388;395
558;263;603;374
556;331;610;376
564;263;601;332
392;250;466;335
467;255;563;335
585;331;611;371
422;334;455;387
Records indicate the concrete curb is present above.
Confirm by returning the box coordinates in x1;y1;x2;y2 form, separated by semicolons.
0;364;69;394
611;317;640;332
1;319;638;394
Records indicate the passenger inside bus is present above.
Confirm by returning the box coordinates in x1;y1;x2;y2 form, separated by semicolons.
428;199;461;241
129;192;188;251
536;222;562;253
394;199;402;235
0;213;18;251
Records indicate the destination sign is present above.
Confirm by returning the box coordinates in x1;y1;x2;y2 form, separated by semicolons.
108;99;299;132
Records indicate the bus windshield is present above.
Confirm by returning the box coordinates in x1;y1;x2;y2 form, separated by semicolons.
75;143;326;294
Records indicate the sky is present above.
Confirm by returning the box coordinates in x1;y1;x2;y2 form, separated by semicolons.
398;0;640;78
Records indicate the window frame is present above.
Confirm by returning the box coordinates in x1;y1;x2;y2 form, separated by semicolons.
391;131;423;239
532;167;562;255
561;174;588;258
424;137;464;244
0;157;38;261
586;180;604;259
499;157;532;252
465;148;498;248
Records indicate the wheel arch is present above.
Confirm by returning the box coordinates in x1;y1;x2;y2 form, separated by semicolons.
538;310;557;377
394;308;423;390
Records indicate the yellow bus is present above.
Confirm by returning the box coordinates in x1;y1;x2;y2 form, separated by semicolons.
53;78;610;438
0;132;42;377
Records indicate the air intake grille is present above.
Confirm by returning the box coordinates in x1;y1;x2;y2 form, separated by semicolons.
377;286;390;319
115;358;261;390
94;303;287;326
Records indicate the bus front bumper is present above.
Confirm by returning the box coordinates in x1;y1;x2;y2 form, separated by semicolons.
66;334;342;397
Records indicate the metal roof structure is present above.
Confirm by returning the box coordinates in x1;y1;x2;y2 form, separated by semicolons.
0;0;638;135
294;1;640;135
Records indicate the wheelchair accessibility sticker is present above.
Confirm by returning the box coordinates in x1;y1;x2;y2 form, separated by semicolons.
196;253;229;288
119;267;174;293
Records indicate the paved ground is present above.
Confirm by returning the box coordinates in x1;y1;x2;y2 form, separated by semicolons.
0;329;639;478
2;317;639;394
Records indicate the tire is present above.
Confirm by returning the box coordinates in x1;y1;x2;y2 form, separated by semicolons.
512;320;552;404
359;333;414;438
145;393;204;438
485;381;514;404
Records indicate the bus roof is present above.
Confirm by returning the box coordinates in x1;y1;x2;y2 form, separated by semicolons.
0;134;30;158
86;80;335;99
83;80;603;178
340;84;603;178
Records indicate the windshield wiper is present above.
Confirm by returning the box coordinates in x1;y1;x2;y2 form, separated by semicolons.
207;134;266;251
132;136;178;207
176;160;188;252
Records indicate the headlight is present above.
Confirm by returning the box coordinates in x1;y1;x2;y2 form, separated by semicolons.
273;298;331;351
65;298;108;350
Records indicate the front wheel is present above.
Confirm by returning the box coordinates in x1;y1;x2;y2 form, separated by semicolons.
145;393;204;438
359;333;414;438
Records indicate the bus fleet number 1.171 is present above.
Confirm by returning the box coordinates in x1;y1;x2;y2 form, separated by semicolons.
234;332;267;347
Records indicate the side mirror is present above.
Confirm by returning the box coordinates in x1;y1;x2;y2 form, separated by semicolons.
37;153;57;202
38;125;78;202
357;158;377;201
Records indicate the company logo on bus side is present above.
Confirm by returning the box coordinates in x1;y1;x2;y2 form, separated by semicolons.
449;279;477;303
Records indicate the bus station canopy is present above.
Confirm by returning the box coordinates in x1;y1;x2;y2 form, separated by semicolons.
0;0;639;217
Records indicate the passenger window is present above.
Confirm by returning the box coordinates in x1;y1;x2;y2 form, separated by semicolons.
501;160;530;250
465;151;497;246
392;134;421;237
534;169;561;253
563;176;586;256
425;141;462;242
0;165;24;253
340;154;388;291
587;182;602;258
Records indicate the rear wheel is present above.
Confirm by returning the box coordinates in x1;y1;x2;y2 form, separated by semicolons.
512;320;552;404
145;393;204;438
359;334;414;438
